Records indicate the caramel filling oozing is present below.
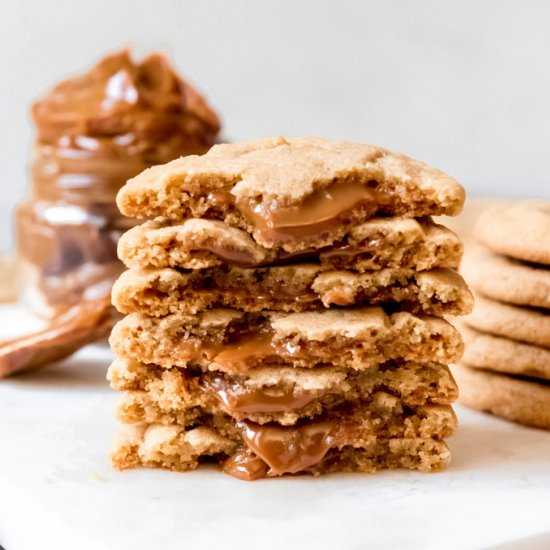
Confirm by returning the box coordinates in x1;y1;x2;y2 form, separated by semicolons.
211;332;277;367
201;374;321;413
222;450;268;481
175;329;309;372
237;181;379;244
223;419;343;479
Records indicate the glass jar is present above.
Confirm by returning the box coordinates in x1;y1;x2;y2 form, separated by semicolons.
15;50;221;318
15;143;143;318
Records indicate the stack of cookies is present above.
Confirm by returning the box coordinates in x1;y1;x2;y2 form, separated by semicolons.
108;137;473;480
455;201;550;430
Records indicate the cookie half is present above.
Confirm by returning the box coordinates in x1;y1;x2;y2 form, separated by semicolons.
112;265;473;317
111;422;452;478
109;308;464;372
118;216;463;272
461;243;550;309
453;363;550;430
464;294;550;348
109;358;458;426
117;137;465;252
474;201;550;265
113;396;456;440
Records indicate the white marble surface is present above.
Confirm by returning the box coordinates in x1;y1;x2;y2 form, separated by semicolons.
1;303;550;550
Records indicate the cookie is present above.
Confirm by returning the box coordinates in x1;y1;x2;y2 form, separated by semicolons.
461;243;550;309
108;358;458;426
458;322;550;380
453;363;550;430
109;308;464;372
112;265;473;317
117;137;465;252
115;394;456;439
474;201;550;265
111;422;452;478
464;293;550;348
118;216;464;272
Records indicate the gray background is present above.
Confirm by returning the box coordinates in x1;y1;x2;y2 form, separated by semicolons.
1;0;549;250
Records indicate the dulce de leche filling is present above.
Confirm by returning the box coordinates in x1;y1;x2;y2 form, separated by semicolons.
222;450;268;481
236;180;381;245
190;236;386;269
223;420;344;480
175;329;309;372
201;373;320;413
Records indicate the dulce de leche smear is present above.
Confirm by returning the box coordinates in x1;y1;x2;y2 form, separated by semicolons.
16;49;221;319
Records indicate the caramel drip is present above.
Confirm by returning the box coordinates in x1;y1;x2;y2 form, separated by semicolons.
236;420;340;476
237;181;378;244
222;450;268;481
202;374;320;413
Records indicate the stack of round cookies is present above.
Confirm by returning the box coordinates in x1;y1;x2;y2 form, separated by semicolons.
455;201;550;429
107;136;474;480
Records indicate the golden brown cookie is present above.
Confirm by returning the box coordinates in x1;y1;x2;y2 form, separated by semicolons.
453;363;550;430
461;243;550;309
109;308;464;372
117;137;465;252
463;293;550;348
118;216;464;272
112;265;473;317
114;395;456;438
111;422;452;477
474;200;550;265
458;322;550;380
108;358;458;426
